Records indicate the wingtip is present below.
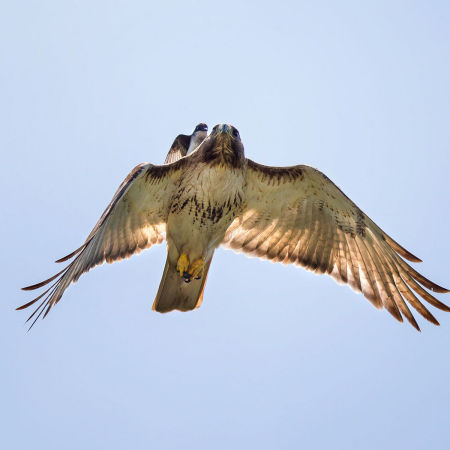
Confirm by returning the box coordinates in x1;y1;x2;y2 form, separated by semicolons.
428;316;440;327
27;319;38;332
426;283;449;294
435;301;450;312
21;266;69;291
406;253;423;263
383;235;423;263
404;254;423;263
22;281;48;291
407;316;421;332
16;298;39;310
403;253;422;263
55;244;85;263
431;286;450;294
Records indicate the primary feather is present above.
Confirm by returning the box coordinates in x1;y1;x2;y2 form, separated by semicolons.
222;161;449;330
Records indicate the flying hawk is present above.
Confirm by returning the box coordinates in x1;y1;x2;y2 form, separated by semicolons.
164;123;208;164
19;124;449;330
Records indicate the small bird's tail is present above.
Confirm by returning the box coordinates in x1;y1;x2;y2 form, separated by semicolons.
152;254;213;313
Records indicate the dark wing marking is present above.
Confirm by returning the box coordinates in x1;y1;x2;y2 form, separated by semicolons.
222;159;449;330
19;161;185;327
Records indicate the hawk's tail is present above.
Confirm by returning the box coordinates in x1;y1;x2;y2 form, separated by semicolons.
152;254;213;313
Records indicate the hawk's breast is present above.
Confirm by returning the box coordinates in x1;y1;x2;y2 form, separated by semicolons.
172;164;244;225
167;164;245;252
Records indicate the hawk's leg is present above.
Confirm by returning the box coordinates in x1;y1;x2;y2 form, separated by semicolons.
177;253;190;281
189;257;205;280
176;254;205;283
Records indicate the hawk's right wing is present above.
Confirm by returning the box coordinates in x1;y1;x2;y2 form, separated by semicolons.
19;160;185;327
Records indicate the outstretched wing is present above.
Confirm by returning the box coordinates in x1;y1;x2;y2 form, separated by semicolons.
19;161;184;327
222;160;449;330
164;134;190;164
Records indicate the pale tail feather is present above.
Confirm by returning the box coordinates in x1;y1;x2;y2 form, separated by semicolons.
152;255;213;313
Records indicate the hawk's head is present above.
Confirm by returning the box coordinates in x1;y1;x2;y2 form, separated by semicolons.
200;124;245;168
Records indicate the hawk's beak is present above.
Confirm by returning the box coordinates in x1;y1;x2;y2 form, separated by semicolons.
219;124;230;135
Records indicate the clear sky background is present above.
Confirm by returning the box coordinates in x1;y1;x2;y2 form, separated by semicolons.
1;1;449;449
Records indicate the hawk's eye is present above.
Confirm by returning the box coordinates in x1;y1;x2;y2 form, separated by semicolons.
212;125;219;133
232;128;240;138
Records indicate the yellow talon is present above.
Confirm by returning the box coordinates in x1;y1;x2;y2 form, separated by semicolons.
177;253;190;277
189;257;205;280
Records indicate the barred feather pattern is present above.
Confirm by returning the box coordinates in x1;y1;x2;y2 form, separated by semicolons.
222;160;449;330
19;161;184;328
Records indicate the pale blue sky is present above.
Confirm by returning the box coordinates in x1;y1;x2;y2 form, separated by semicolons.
1;1;449;449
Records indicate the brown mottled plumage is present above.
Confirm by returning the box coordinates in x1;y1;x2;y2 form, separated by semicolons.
19;124;449;330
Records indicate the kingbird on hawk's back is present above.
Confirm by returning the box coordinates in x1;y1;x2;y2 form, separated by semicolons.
164;123;208;164
19;124;449;331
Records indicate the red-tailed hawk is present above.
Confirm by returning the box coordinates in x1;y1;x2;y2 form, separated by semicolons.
19;124;449;330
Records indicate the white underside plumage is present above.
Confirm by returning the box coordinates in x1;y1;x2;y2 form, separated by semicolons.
166;163;245;264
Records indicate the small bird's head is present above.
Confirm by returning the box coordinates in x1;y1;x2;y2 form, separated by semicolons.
193;123;208;134
201;123;244;167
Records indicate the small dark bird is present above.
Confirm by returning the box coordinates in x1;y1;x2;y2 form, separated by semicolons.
19;124;449;330
164;123;208;164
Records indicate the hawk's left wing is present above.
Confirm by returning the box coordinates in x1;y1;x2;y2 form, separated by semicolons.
19;161;184;327
222;160;449;330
